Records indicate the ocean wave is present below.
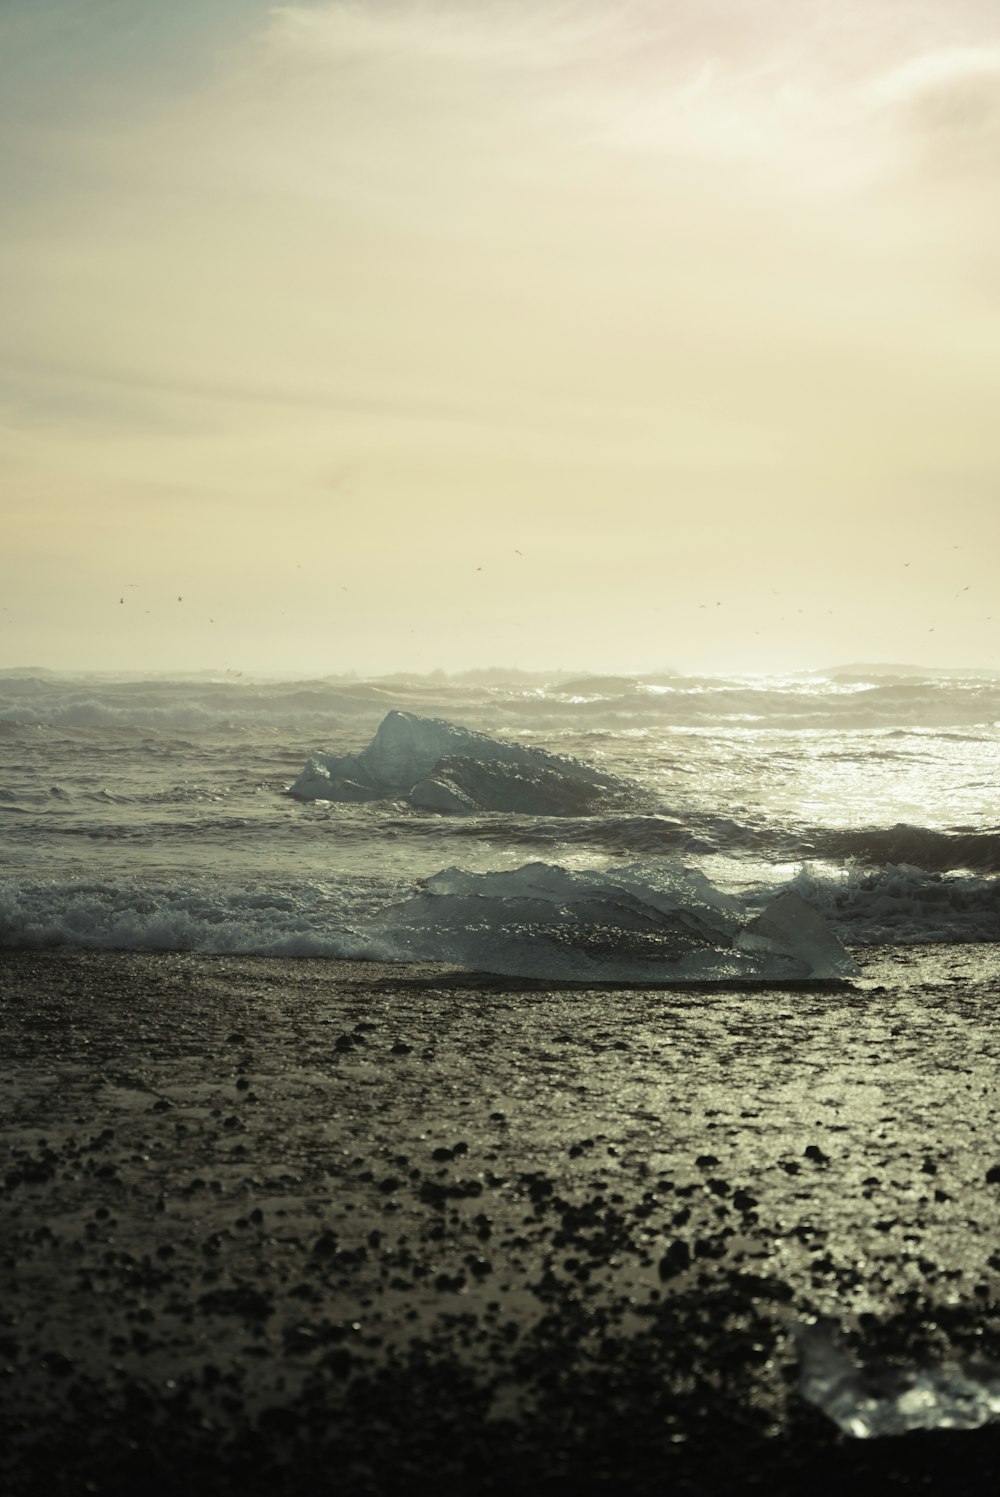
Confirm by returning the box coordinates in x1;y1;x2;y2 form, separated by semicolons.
340;811;1000;872
0;697;374;732
2;858;996;958
2;670;999;735
0;876;400;956
0;865;858;979
807;824;1000;874
791;864;1000;944
513;679;1000;730
383;812;695;851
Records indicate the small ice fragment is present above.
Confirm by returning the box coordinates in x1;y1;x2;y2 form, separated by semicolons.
737;891;860;979
796;1319;1000;1438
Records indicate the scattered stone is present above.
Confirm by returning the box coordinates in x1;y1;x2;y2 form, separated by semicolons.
283;1324;321;1354
658;1240;692;1280
198;1285;273;1320
257;1405;298;1435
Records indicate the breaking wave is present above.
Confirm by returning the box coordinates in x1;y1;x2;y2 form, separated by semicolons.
791;864;1000;944
373;815;1000;872
806;825;1000;874
0;876;395;957
2;861;996;959
3;668;999;735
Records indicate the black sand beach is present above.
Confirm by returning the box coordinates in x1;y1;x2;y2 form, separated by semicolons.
2;947;1000;1495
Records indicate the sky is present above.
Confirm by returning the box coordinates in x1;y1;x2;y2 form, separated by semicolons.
3;0;1000;677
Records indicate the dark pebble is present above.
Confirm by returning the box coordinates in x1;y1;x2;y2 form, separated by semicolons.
658;1240;692;1279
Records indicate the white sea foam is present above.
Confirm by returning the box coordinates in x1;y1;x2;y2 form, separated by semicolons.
0;876;387;957
790;863;1000;943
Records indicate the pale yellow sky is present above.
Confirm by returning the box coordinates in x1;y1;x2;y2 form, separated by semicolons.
3;0;1000;675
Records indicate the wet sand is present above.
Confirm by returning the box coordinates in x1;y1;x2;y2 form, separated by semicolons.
2;946;1000;1495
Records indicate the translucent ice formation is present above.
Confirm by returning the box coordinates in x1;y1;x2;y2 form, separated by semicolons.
361;862;860;981
289;711;629;814
797;1320;1000;1437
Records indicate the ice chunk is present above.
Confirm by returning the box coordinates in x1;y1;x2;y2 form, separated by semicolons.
361;861;858;982
736;890;859;979
797;1319;1000;1438
410;755;622;815
288;710;629;814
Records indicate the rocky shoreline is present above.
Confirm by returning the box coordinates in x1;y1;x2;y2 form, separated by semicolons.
2;947;1000;1494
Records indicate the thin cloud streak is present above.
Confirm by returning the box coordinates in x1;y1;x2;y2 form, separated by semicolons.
0;355;499;431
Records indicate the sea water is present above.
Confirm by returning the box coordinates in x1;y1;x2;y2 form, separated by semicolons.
1;666;998;959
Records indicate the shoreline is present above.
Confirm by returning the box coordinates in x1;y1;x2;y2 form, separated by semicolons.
2;946;1000;1494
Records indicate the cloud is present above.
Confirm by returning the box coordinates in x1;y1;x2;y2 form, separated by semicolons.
873;46;1000;176
243;1;1000;207
5;2;1000;458
262;0;622;69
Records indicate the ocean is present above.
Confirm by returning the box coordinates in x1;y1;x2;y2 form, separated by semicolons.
1;665;998;965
